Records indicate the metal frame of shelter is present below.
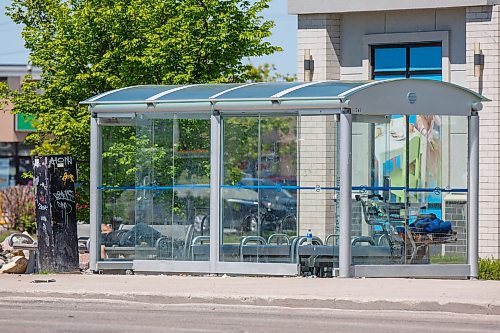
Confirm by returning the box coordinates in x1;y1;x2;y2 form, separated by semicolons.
82;79;488;278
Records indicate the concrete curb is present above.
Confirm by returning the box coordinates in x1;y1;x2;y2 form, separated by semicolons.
2;290;499;316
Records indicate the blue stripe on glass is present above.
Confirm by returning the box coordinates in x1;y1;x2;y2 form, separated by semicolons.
352;186;467;193
98;185;467;193
221;185;339;191
98;184;211;190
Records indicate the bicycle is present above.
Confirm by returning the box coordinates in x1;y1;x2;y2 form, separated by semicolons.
355;194;405;260
242;201;297;235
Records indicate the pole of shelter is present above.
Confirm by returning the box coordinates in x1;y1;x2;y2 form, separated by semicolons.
468;112;479;279
339;111;353;278
89;115;101;271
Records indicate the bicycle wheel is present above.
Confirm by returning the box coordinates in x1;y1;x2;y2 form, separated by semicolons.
242;213;259;233
280;214;297;234
377;234;391;247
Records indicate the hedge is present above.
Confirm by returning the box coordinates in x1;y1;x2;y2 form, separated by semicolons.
479;258;500;280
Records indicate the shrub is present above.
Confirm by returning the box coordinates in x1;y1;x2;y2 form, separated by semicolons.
0;185;36;234
0;229;15;243
479;258;500;280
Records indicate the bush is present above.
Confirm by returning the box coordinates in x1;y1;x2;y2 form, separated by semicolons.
0;186;36;234
0;229;15;243
479;258;500;280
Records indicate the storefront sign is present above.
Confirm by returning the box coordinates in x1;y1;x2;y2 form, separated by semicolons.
15;113;36;132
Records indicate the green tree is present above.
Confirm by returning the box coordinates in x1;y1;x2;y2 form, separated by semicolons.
0;0;281;221
241;63;296;83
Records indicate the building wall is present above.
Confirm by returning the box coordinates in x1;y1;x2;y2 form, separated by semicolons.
0;69;32;143
0;65;39;189
296;14;340;238
295;6;500;258
296;14;341;81
298;115;337;239
466;6;500;258
0;103;28;142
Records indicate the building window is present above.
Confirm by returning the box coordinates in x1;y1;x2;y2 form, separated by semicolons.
0;142;33;188
372;43;442;80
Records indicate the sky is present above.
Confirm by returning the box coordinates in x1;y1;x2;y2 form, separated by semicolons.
0;0;297;75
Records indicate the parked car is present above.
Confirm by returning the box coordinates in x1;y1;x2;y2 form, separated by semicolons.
238;178;297;232
176;187;259;233
239;178;297;217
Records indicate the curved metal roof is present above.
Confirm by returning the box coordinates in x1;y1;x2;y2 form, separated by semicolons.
82;79;488;116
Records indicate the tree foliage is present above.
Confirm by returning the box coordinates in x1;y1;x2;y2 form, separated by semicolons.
241;63;296;83
0;0;282;221
1;0;280;161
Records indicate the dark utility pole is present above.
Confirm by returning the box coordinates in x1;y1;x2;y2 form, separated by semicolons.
33;155;79;272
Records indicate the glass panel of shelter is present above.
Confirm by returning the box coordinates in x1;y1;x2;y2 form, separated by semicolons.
220;115;298;263
351;114;468;266
134;115;210;261
100;121;137;261
98;114;211;262
408;115;468;264
220;114;339;276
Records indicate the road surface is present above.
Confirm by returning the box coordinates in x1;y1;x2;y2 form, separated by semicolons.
1;297;499;333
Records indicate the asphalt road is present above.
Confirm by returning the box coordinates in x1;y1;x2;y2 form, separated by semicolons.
1;297;500;333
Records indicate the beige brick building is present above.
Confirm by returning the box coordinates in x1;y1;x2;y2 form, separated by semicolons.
289;0;500;258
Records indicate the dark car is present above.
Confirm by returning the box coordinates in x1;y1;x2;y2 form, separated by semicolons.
239;178;297;232
177;187;259;233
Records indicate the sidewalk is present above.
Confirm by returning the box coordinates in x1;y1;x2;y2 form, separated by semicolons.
1;273;499;315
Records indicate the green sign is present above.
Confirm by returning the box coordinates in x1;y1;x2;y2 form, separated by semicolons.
15;113;36;131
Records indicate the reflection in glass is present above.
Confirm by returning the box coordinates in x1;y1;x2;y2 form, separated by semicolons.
373;48;406;72
0;143;16;156
221;115;298;263
99;117;210;262
372;44;442;81
410;74;442;81
0;158;15;188
351;114;467;265
134;117;210;261
410;46;442;71
100;124;136;260
373;74;405;81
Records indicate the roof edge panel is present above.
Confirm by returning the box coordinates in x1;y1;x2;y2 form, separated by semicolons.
343;79;488;116
340;78;489;102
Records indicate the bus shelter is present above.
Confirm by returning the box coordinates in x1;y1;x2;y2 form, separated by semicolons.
82;79;487;278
